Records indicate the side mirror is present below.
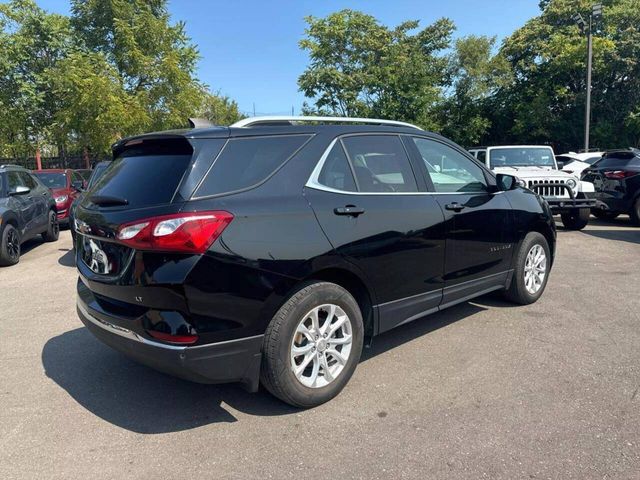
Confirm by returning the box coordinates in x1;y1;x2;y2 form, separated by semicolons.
72;181;85;192
9;185;30;196
496;173;521;191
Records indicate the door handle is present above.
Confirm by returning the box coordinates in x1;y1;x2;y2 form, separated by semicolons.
445;202;465;212
334;205;365;217
42;192;48;196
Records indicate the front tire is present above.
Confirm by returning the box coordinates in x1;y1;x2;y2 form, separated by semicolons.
504;232;551;305
0;224;21;266
260;281;364;408
41;210;59;242
561;208;590;230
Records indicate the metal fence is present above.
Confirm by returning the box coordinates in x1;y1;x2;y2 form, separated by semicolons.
0;155;110;170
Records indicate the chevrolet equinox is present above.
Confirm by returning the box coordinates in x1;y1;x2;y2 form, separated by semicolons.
74;116;556;407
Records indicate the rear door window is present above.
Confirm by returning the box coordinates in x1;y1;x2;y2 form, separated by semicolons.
89;140;193;209
340;135;418;193
195;135;311;197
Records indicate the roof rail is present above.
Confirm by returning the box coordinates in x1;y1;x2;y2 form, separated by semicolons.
230;115;422;130
0;164;23;169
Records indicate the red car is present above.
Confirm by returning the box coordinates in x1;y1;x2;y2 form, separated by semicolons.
33;169;85;225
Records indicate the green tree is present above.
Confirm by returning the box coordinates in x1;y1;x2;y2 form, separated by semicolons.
197;90;244;125
0;0;72;156
70;0;202;132
298;10;454;130
438;35;511;146
492;0;640;150
49;51;148;154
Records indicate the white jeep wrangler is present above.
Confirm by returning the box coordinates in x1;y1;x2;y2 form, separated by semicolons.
468;145;597;230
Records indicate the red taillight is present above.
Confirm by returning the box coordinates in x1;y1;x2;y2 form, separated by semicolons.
117;211;233;253
147;330;199;345
603;170;637;179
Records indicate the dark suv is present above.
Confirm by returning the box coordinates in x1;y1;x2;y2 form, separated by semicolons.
0;165;58;265
582;149;640;225
74;117;556;407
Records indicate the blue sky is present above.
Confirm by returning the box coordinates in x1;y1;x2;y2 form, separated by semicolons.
37;0;541;116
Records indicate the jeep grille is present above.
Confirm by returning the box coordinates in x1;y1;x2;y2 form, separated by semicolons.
526;179;570;198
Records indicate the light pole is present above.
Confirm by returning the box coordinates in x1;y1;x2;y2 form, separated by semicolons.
573;4;603;152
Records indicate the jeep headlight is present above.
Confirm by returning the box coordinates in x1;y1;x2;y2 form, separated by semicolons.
566;179;577;189
55;195;68;204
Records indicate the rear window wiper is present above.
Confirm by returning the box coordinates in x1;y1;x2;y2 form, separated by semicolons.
89;195;129;206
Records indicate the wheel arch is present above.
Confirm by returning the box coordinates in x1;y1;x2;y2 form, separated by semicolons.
0;211;19;230
528;220;556;266
304;267;376;338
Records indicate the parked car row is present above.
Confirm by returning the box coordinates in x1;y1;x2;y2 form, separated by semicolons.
469;145;640;227
468;145;596;230
0;163;112;265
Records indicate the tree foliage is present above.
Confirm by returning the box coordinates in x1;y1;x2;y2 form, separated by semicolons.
487;0;640;150
298;10;454;130
299;2;640;150
438;35;511;146
0;0;240;157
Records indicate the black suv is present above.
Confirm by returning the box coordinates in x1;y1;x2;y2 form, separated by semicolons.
74;117;556;407
582;149;640;225
0;164;59;265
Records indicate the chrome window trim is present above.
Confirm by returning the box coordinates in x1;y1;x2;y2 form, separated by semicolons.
305;135;498;196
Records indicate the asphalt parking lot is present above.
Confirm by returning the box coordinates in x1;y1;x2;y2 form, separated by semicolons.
1;219;639;480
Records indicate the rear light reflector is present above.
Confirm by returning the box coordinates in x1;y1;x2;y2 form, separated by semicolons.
117;211;233;253
147;330;199;345
603;170;637;179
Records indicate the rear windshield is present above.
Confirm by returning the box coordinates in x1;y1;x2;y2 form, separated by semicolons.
88;140;192;208
595;154;640;169
194;135;311;197
34;172;67;189
489;148;555;168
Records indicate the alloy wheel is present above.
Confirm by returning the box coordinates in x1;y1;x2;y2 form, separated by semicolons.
524;244;546;294
290;304;353;388
6;229;19;260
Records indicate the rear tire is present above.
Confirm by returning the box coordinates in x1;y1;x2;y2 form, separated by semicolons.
41;210;59;242
630;198;640;226
591;209;619;221
0;224;21;266
260;281;364;408
561;208;590;230
504;232;551;305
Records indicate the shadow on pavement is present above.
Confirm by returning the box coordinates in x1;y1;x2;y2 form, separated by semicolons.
43;299;489;433
58;248;75;267
581;228;640;245
42;327;298;433
19;237;45;256
363;300;487;361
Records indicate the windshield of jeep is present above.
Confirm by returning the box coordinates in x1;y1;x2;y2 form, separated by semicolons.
489;148;555;169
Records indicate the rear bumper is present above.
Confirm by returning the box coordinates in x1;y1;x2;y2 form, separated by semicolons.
76;299;263;391
591;193;633;214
